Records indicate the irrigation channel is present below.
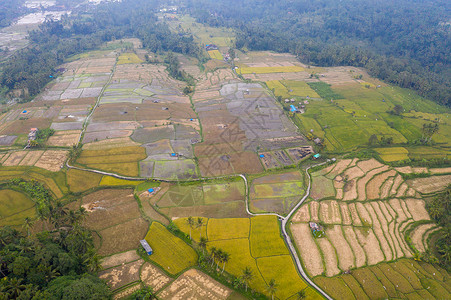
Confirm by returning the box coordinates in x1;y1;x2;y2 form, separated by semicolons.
66;159;333;300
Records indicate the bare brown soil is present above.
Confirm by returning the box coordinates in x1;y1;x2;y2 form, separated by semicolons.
291;223;324;276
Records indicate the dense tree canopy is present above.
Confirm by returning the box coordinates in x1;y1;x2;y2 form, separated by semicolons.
189;0;451;106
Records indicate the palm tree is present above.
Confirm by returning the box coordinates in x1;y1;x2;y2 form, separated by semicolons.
196;217;205;239
5;278;26;299
215;249;223;270
297;289;307;300
242;266;253;292
198;237;207;255
186;217;195;240
221;251;230;273
210;247;218;267
266;279;278;300
22;217;34;236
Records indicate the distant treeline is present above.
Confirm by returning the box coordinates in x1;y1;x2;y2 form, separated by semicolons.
189;0;451;107
0;0;26;28
0;0;199;100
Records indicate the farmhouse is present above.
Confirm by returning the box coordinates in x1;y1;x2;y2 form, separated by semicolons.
205;44;218;51
28;128;38;140
140;239;153;255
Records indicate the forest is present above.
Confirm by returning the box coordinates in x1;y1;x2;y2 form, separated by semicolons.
189;0;451;106
0;0;26;28
0;0;199;101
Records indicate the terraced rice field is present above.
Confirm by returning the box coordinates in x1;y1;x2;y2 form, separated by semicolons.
176;215;321;299
208;50;224;60
291;158;451;297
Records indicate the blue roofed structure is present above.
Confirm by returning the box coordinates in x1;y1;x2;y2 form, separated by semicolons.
140;239;153;255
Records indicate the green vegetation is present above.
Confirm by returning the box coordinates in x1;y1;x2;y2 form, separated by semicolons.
144;222;198;275
307;82;344;100
0;189;35;227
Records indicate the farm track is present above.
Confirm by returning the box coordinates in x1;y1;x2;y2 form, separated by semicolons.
65;159;333;300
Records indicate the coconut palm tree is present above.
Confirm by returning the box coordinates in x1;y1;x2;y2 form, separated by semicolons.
215;249;223;270
22;217;34;236
5;278;26;299
196;217;205;239
210;247;218;267
266;279;278;300
221;251;230;273
198;237;207;255
186;216;195;240
242;266;253;292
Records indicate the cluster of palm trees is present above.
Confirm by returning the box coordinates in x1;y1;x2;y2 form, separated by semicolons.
186;216;205;240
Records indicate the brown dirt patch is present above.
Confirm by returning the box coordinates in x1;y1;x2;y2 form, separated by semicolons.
291;223;324;276
319;200;341;224
366;170;397;200
336;188;343;199
162;201;248;219
19;151;44;166
3;151;27;166
317;238;340;277
158;269;232;300
395;166;412;174
405;199;430;221
343;179;358;201
357;165;389;200
34;150;68;172
0;118;51;135
97;217;149;256
99;259;143;290
101;250;140;270
113;284;141;300
327;225;354;271
292;204;310;223
83;137;140;150
357;158;384;173
253;171;302;184
140;262;172;292
369;202;395;260
343;226;366;267
396;183;408;197
407;175;451;194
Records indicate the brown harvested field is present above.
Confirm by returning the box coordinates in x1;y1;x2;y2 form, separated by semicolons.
158;269;232;300
317;238;340;277
395;166;412;173
66;169;102;193
411;224;436;253
97;217;149;256
327;225;354;271
291;223;324;276
292;203;310;222
252;171;301;184
162;201;249;219
335;188;343;199
390;174;403;195
357;158;384;173
354;227;385;265
405;199;430;221
309;201;320;222
0;118;51;135
198;155;234;177
140;262;172;293
357;166;389;200
366;170;397;200
34;150;68;172
396;183;408;197
412;167;428;173
356;203;372;225
319;200;341;224
365;203;393;261
343;166;365;180
340;203;352;225
380;177;394;199
430;167;451;174
371;202;397;259
101;250;140;269
83;137;140;150
407;175;451;194
2;151;27;166
342;179;358;201
327;159;352;178
348;203;362;226
18;150;44;166
400;200;413;219
84;199;139;231
343;226;366;267
99;259;143;290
